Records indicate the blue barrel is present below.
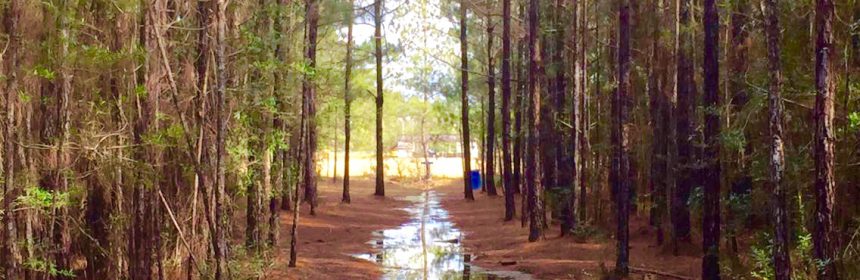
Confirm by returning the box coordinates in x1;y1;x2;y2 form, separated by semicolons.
469;170;481;190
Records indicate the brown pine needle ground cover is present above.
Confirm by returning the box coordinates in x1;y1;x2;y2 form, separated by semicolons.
435;181;700;279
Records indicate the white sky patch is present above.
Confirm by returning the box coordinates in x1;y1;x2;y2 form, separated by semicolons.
338;0;461;99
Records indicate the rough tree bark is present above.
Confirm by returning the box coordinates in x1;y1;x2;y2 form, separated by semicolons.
813;0;838;278
526;0;543;242
2;0;22;277
52;2;73;273
701;0;722;278
763;0;792;278
130;1;167;278
213;0;230;277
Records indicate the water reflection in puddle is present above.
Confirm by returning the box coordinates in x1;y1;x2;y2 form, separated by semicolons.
353;191;532;280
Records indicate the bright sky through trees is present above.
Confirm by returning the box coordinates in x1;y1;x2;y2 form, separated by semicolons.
340;0;459;99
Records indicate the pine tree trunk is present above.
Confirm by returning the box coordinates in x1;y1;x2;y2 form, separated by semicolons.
813;0;838;278
268;0;292;248
279;1;296;212
2;0;23;277
130;2;167;277
461;0;475;200
374;0;386;197
288;155;302;267
419;1;432;182
672;0;696;250
763;0;792;278
486;15;498;197
647;0;668;245
282;125;299;211
289;99;307;267
291;0;321;266
251;0;280;251
526;0;543;241
332;119;338;182
701;0;722;278
577;0;590;225
34;1;73;275
516;0;527;228
608;17;618;221
481;94;487;193
246;155;261;249
539;29;555;208
303;0;321;217
502;0;515;221
614;0;631;275
213;0;230;277
192;0;226;276
593;18;604;224
561;0;578;235
54;3;73;273
516;11;527;226
268;141;281;248
343;0;354;203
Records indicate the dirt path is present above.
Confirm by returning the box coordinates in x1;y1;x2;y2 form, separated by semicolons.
266;179;424;279
264;178;698;279
436;181;700;280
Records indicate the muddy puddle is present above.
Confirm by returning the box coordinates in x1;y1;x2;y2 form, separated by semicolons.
353;191;532;280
